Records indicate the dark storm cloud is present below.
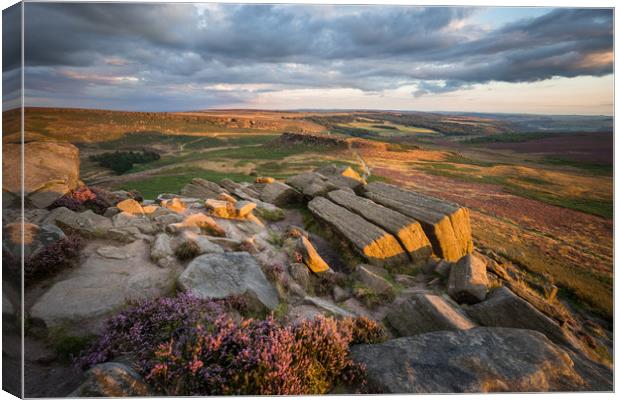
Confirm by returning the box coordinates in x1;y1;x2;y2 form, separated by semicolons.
19;3;613;109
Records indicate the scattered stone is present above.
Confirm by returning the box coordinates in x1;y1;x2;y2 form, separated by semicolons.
96;245;130;260
385;292;475;337
3;141;80;208
466;287;581;349
154;213;184;226
217;192;237;203
260;182;302;206
116;199;144;215
160;197;187;213
448;254;488;304
112;212;157;234
362;182;473;261
180;231;224;254
30;240;176;333
255;177;276;184
356;264;394;296
297;236;330;273
70;362;152;397
332;285;351;302
350;327;587;393
308;196;409;268
180;178;227;199
150;233;175;266
327;189;432;264
101;207;119;218
177;252;279;311
302;296;355;318
434;259;452;277
289;262;311;290
167;213;226;237
43;207;112;238
235;201;256;218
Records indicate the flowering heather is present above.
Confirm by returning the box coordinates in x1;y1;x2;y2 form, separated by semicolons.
78;294;382;395
25;235;82;283
49;186;115;215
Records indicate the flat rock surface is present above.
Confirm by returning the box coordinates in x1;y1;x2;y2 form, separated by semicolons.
29;240;176;334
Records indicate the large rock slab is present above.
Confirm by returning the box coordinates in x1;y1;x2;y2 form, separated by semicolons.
350;327;588;393
43;207;112;238
29;240;176;333
177;252;279;311
260;181;301;206
3;141;80;208
307;196;409;268
327;189;432;264
466;287;581;349
448;254;489;304
362;182;473;261
180;178;227;199
385;292;475;337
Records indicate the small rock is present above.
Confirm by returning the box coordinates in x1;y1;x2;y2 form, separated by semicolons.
235;201;257;218
161;197;187;213
43;207;113;238
448;253;488;304
356;264;393;295
297;236;330;273
151;233;175;265
434;259;452;277
142;205;159;214
116;199;145;215
302;296;355;318
217;192;237;203
332;285;351;302
255;177;276;184
181;231;224;254
205;199;238;218
70;362;151;397
167;213;225;237
289;262;311;290
96;246;130;260
113;212;157;234
154;213;184;226
103;207;120;218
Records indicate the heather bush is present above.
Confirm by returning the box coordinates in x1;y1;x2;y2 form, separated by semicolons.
77;294;226;369
25;235;82;283
78;295;379;395
49;186;115;215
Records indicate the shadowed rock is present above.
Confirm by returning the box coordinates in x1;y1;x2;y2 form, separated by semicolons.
43;207;112;238
327;189;432;264
260;181;302;206
362;182;472;261
385;291;475;337
466;286;582;350
448;253;489;304
351;327;590;393
307;196;409;268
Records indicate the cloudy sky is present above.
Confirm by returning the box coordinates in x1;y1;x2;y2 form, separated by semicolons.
4;3;614;114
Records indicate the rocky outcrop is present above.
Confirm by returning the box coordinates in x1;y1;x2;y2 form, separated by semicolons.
308;196;409;268
350;327;588;393
327;189;432;264
180;178;227;199
70;362;152;397
385;292;475;337
177;252;279;311
3;141;80;208
260;181;302;206
362;182;472;261
286;165;364;198
466;287;581;349
448;254;488;304
30;240;176;333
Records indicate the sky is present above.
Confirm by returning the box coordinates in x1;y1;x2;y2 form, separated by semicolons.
2;3;614;114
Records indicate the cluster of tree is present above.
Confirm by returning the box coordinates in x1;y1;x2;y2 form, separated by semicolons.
89;150;160;174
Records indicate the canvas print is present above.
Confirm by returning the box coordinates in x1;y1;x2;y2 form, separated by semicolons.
1;1;614;397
